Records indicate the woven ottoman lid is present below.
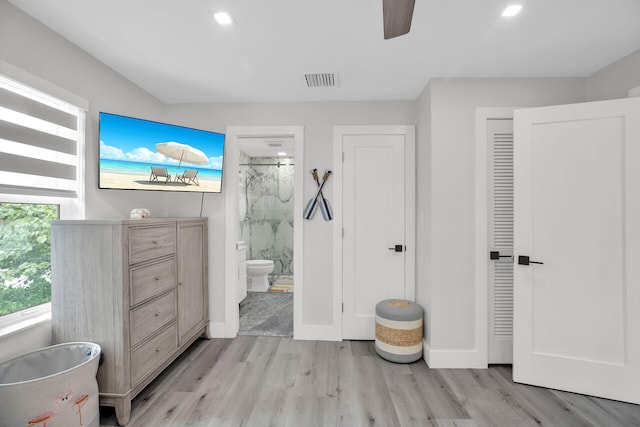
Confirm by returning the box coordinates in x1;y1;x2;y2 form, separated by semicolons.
376;299;422;321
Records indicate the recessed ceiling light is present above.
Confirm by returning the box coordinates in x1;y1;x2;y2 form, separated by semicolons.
502;5;522;17
277;152;287;156
214;12;233;25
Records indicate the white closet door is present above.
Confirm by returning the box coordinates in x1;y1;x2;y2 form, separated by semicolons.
342;133;407;339
513;97;640;404
488;119;514;363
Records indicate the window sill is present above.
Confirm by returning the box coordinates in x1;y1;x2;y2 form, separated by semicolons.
0;309;51;341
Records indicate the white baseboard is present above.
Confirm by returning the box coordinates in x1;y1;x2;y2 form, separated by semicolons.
294;324;341;341
212;320;340;341
209;322;229;338
423;340;488;369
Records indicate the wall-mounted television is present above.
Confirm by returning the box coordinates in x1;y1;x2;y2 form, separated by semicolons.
99;112;225;193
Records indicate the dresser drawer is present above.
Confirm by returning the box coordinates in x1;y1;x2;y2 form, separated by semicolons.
131;323;177;386
130;258;177;306
130;290;176;347
129;224;176;265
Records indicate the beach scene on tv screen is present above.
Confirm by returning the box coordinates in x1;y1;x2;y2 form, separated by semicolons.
99;113;224;193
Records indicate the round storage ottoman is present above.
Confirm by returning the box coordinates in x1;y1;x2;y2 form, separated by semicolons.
375;299;423;363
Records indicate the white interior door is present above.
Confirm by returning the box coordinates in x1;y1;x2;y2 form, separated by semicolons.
513;97;640;404
488;118;514;364
342;132;409;339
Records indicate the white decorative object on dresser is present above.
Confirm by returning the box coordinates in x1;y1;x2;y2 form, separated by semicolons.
50;218;209;426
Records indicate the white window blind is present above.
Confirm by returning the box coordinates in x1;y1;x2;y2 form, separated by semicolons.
0;74;84;197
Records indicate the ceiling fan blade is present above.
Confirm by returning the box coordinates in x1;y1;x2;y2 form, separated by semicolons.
383;0;415;39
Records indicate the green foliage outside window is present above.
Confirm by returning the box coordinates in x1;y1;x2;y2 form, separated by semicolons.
0;203;59;316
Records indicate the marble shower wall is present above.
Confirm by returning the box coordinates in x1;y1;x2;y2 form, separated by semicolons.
239;152;294;275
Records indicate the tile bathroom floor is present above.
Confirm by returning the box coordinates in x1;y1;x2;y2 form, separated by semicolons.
238;290;293;337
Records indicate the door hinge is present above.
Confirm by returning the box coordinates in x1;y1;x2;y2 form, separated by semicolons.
342;303;344;313
342;152;345;163
342;228;344;238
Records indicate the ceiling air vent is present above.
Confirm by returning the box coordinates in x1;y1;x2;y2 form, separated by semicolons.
304;72;338;88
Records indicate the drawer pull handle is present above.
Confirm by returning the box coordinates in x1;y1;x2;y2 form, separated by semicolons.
178;282;183;286
155;347;161;352
155;312;160;317
155;276;160;281
152;240;159;244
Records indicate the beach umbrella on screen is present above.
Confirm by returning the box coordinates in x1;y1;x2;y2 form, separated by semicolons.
156;142;208;179
156;142;208;167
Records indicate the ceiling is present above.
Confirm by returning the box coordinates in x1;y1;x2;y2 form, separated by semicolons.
7;0;640;104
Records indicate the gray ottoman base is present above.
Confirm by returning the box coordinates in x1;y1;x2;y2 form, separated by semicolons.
376;346;423;364
375;299;423;363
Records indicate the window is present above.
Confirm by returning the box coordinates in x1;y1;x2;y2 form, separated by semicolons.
0;203;59;317
0;66;85;331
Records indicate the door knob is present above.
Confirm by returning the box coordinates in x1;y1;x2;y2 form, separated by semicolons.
388;244;404;252
518;255;543;265
490;251;512;260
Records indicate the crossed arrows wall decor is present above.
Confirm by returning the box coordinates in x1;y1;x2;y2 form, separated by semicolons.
303;169;332;220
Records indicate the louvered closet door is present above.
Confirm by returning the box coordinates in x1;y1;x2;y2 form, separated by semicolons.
488;118;514;364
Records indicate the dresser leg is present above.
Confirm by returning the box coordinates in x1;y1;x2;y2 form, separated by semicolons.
115;397;131;426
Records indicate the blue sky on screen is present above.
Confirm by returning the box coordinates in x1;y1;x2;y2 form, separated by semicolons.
99;112;224;169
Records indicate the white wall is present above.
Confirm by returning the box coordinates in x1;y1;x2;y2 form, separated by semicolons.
415;83;432;349
423;78;587;367
164;102;416;325
0;0;165;362
0;0;170;221
0;322;51;362
587;48;640;101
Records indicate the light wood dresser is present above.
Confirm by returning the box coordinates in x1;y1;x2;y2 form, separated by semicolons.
50;218;209;426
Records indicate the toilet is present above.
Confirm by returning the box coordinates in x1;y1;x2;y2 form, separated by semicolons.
246;260;274;292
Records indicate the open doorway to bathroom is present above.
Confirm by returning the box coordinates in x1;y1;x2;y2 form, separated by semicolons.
223;125;303;340
237;141;294;337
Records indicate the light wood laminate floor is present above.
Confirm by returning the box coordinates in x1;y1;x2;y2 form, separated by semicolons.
100;336;640;426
